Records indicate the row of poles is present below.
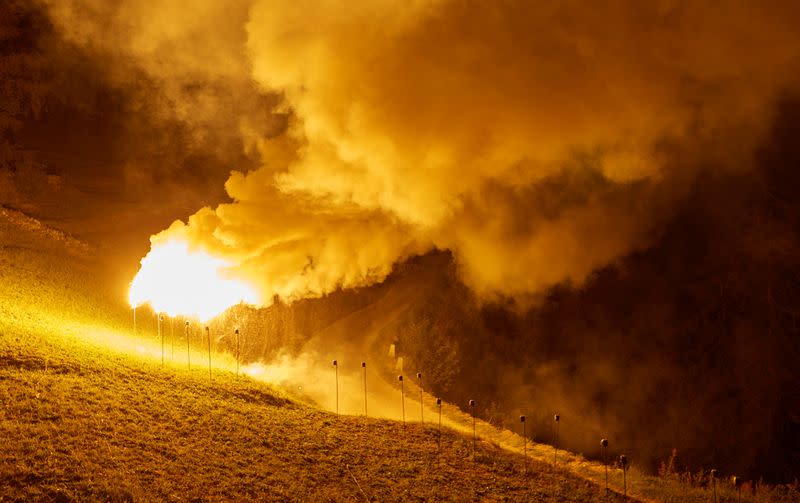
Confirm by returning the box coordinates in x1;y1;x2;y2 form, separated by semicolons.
330;360;743;502
332;361;428;423
134;308;242;381
332;361;447;466
135;312;744;501
327;359;657;501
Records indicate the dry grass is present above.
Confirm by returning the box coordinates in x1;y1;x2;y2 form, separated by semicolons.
0;213;797;502
0;224;621;501
0;322;625;502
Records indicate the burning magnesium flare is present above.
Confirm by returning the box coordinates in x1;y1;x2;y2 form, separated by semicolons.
128;240;257;322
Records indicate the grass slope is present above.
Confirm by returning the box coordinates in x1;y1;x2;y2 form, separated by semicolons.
0;328;621;502
1;210;797;501
10;313;796;503
0;212;618;501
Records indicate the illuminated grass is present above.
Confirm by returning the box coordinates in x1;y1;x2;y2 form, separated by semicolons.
1;218;797;501
0;227;618;501
0;321;623;501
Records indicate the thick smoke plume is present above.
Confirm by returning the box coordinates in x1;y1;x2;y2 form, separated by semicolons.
33;1;800;481
44;0;800;303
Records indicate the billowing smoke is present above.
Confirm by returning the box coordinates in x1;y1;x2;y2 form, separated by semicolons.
34;1;800;481
44;0;800;303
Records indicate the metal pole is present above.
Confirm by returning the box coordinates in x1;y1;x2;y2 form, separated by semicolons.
436;398;442;465
733;476;742;503
520;415;527;472
185;321;190;369
333;360;339;415
469;400;476;459
159;314;163;366
624;465;627;500
601;439;609;497
553;414;560;469
362;362;367;417
170;317;174;360
399;375;405;425
620;455;628;500
416;372;423;423
235;329;240;377
205;325;211;380
711;469;717;503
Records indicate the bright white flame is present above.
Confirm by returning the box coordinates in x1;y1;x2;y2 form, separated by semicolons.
128;240;257;322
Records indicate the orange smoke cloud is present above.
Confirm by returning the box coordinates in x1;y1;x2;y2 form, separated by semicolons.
46;0;800;303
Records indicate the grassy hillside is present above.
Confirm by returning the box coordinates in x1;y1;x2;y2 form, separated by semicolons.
0;209;618;501
1;209;798;501
0;325;625;502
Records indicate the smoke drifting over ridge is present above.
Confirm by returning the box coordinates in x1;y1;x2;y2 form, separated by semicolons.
45;0;800;302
